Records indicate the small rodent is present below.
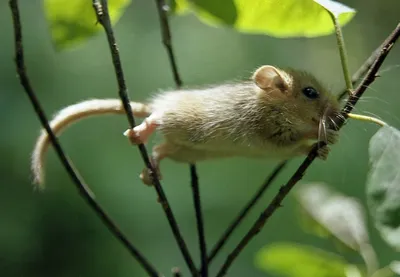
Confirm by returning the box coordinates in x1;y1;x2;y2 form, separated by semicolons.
31;65;340;187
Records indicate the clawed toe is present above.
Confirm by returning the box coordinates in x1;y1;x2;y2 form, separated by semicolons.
326;129;339;145
123;115;159;145
316;145;330;160
124;128;144;145
140;167;162;186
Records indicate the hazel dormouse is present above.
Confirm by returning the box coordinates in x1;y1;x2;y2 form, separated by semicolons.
31;65;340;187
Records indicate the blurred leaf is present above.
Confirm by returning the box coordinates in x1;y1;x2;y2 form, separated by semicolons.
296;205;332;238
367;125;400;252
255;243;349;277
390;261;400;275
296;183;371;252
44;0;131;50
172;0;356;37
173;0;190;14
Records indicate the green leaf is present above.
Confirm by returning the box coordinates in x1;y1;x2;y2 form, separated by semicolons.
367;125;400;251
172;0;356;37
296;183;371;252
173;0;191;14
44;0;131;50
255;243;350;277
390;261;400;275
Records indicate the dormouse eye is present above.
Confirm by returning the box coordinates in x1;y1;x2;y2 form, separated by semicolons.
302;86;319;99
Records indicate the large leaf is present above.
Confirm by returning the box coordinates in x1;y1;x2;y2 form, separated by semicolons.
44;0;131;50
296;183;371;252
255;243;350;277
173;0;356;37
367;125;400;251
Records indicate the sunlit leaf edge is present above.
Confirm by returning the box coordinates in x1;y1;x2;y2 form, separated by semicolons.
171;0;356;38
44;0;132;51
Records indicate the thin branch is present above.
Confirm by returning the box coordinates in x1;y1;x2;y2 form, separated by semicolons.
154;1;207;276
190;164;208;276
9;1;159;276
92;1;197;275
154;0;182;87
215;22;400;277
207;161;288;264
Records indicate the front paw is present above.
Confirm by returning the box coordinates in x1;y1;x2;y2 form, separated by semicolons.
325;129;339;145
316;145;330;160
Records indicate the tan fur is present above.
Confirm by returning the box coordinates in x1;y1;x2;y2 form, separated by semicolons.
31;65;340;187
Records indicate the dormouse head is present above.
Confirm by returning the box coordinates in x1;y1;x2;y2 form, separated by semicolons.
252;65;340;132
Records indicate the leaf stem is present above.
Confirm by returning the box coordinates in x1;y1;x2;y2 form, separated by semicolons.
347;113;387;127
359;243;379;276
330;13;353;94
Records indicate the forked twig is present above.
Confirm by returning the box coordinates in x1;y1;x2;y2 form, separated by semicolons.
9;1;159;276
207;32;388;262
208;22;400;267
338;41;386;100
154;0;207;275
342;23;400;114
337;29;397;100
92;0;197;275
215;22;400;277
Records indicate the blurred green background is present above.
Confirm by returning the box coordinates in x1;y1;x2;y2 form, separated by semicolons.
1;0;399;276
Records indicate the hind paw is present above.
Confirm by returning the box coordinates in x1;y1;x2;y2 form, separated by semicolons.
123;114;160;145
140;166;162;186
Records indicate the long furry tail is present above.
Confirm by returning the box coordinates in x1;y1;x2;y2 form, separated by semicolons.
31;99;151;189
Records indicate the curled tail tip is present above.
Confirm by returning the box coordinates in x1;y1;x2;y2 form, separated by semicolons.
33;177;45;191
31;148;46;190
31;164;46;190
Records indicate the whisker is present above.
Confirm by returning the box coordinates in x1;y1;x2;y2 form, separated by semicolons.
335;113;347;124
360;84;381;94
318;116;323;142
322;118;327;143
319;108;328;143
339;85;383;105
356;96;390;105
379;64;400;75
329;117;339;131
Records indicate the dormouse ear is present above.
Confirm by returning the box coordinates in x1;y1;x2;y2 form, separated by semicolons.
252;65;288;92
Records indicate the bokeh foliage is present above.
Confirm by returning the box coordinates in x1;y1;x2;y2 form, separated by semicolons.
1;0;399;276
